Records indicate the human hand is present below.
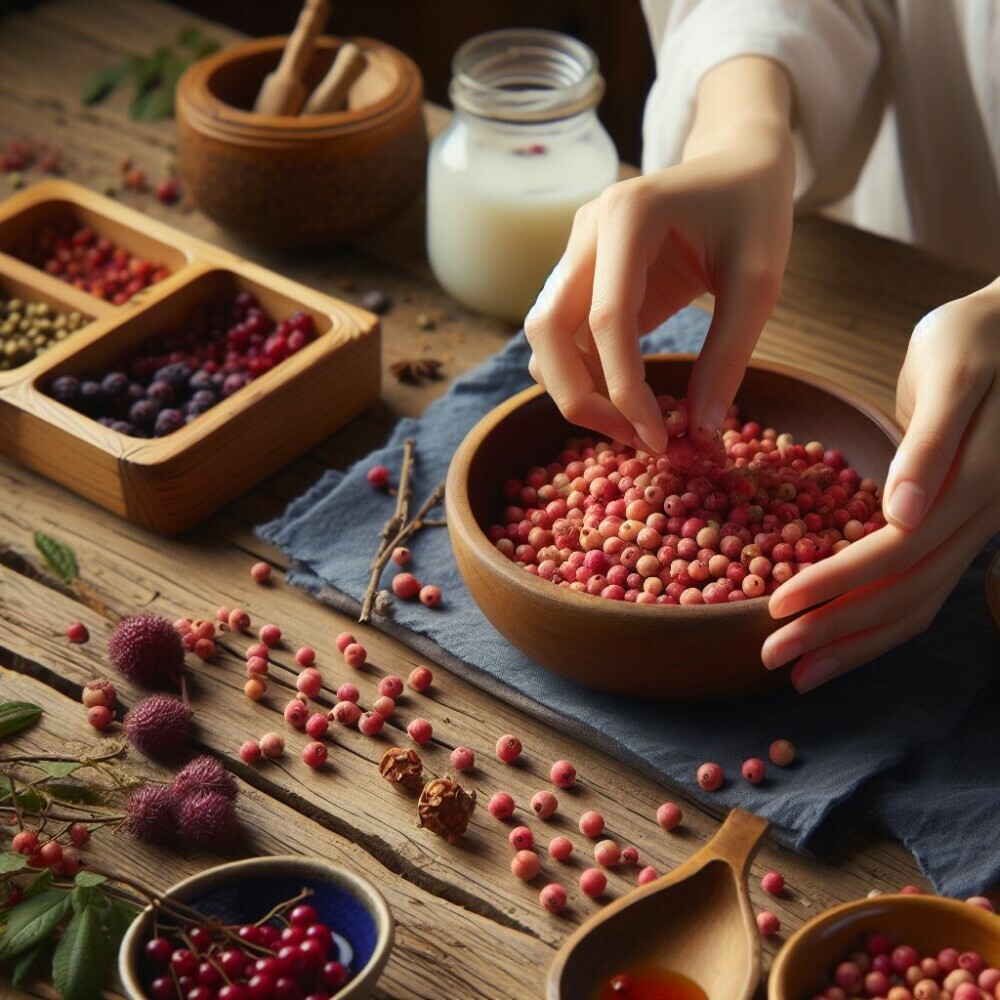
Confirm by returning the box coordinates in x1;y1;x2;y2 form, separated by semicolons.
762;278;1000;691
524;56;795;454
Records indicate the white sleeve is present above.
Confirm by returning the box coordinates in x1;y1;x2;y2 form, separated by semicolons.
639;0;894;206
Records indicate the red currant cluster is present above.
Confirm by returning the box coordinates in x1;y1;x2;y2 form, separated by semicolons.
143;901;351;1000
488;397;885;605
17;222;170;303
8;824;89;879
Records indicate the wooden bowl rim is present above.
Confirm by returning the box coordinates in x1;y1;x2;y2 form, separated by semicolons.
767;893;1000;997
447;353;901;624
118;855;394;999
177;35;422;140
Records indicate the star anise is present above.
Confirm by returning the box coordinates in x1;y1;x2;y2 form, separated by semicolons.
390;357;444;384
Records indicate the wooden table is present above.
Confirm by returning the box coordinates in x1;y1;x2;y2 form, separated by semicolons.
0;3;992;998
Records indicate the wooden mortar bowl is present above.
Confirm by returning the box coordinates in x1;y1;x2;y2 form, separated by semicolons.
176;36;427;246
768;894;1000;998
446;355;901;701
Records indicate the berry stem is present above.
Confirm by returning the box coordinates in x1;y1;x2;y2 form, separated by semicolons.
359;477;447;624
0;746;126;766
252;886;314;927
0;805;127;823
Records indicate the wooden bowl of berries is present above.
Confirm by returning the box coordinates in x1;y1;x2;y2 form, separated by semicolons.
118;855;394;1000
767;893;1000;999
175;36;427;246
446;355;901;700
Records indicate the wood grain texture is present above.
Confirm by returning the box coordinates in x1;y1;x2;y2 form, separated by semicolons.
0;2;995;999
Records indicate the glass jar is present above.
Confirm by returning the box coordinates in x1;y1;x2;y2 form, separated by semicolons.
427;29;618;324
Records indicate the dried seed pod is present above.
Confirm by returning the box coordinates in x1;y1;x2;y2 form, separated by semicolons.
417;777;476;844
379;747;424;793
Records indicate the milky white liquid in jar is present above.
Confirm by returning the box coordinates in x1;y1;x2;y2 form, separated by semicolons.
427;30;618;324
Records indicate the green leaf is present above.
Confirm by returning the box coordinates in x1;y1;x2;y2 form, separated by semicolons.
36;761;80;779
73;872;106;890
0;888;71;961
0;701;42;739
177;25;203;46
0;852;30;874
52;903;112;1000
80;60;132;105
41;776;105;805
33;532;79;584
15;787;42;813
10;939;48;988
24;868;54;898
105;896;141;942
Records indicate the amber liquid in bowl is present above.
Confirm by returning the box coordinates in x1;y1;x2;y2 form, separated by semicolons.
595;967;709;1000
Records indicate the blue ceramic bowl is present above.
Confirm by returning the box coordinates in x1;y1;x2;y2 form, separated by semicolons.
119;856;394;999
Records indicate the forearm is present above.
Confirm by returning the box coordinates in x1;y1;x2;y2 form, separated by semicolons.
683;56;794;162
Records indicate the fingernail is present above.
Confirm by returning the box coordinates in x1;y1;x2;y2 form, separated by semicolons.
766;638;802;670
695;398;726;440
886;481;926;529
792;657;841;693
634;421;667;455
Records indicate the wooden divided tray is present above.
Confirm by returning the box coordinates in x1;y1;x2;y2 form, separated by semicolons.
0;180;380;534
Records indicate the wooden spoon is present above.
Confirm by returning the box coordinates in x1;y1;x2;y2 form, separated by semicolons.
547;808;770;1000
253;0;329;115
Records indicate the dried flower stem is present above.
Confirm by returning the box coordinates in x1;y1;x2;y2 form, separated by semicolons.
0;804;126;823
0;747;125;766
359;478;446;624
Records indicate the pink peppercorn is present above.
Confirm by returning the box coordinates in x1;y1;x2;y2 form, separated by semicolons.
697;762;724;791
239;740;261;764
938;948;961;972
246;643;269;660
892;946;921;975
250;561;271;584
87;705;113;731
194;637;216;661
419;585;442;608
952;985;981;1000
331;701;361;727
638;866;657;885
548;836;573;861
305;713;329;740
594;839;621;867
334;630;355;653
488;792;515;821
260;732;285;758
958;952;984;975
867;932;892;955
295;646;316;667
761;870;785;896
244;678;267;701
391;546;410;565
371;695;396;718
302;742;327;769
530;790;558;820
216;606;231;623
343;642;367;668
450;746;475;772
379;675;404;699
284;699;309;730
357;710;384;736
66;621;89;643
742;758;766;785
579;868;607;899
757;911;780;938
865;971;891;997
229;608;251;633
769;738;796;766
408;665;433;691
511;850;540;882
496;734;522;763
366;465;390;489
549;760;577;788
539;883;567;913
337;682;360;703
296;667;323;698
656;802;682;831
509;826;534;850
965;896;996;912
899;884;923;894
620;845;639;866
392;573;421;599
259;623;281;648
578;810;605;838
407;718;433;746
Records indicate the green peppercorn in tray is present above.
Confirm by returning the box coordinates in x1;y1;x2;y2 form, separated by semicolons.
0;179;381;534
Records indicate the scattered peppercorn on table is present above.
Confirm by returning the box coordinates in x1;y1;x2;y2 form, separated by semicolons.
0;2;994;999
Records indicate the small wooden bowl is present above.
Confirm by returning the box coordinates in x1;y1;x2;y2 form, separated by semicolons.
446;355;901;700
176;36;427;245
118;856;394;1000
768;894;1000;998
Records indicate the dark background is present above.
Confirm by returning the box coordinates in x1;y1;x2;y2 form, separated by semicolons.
171;0;657;164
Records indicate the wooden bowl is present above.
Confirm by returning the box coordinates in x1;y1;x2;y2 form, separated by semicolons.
446;355;901;700
768;894;1000;998
119;855;394;1000
176;36;427;245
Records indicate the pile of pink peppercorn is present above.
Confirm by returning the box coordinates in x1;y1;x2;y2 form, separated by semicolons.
45;291;317;437
488;396;886;604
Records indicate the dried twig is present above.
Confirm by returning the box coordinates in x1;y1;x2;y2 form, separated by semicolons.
359;479;446;624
